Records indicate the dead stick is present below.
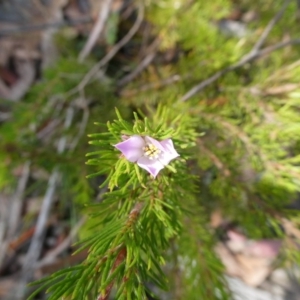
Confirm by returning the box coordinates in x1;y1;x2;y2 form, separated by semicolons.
66;2;145;97
36;217;87;269
0;18;93;36
78;0;114;62
181;0;293;101
117;38;160;87
19;107;74;291
180;38;300;101
7;161;31;238
251;0;292;53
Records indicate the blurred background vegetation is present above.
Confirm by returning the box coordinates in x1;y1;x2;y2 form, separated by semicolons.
1;0;300;299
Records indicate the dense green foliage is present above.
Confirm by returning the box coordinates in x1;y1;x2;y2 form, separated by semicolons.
1;0;300;299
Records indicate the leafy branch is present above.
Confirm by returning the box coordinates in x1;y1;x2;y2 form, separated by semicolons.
28;106;203;299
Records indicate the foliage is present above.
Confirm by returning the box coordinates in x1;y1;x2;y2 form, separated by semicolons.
29;107;224;300
1;0;300;299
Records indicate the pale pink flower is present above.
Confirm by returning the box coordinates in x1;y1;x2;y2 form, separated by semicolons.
114;135;179;178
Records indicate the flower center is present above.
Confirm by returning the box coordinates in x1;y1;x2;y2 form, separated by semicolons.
143;144;161;160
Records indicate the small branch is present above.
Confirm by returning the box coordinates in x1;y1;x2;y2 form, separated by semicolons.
117;3;193;90
57;107;74;154
197;140;230;177
21;169;59;282
251;0;291;53
69;107;90;151
118;51;156;87
0;18;93;37
200;113;266;161
97;248;127;300
67;2;144;97
36;185;107;270
117;38;160;87
78;0;114;62
36;119;61;140
36;216;87;269
96;202;143;300
126;202;144;226
181;37;300;101
180;68;228;102
257;38;300;56
121;66;198;96
21;107;75;287
180;0;293;102
7;161;31;238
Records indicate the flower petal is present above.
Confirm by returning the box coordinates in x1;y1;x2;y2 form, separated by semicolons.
114;135;145;162
137;156;165;178
159;139;180;165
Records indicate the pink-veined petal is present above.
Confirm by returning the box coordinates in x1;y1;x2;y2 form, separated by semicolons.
137;156;165;178
114;135;145;162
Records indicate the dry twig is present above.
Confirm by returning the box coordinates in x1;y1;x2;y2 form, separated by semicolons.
70;107;90;150
117;37;160;87
36;217;87;269
78;0;114;62
16;107;75;299
251;0;292;53
197;139;231;177
181;38;300;102
0;18;93;37
180;0;293;101
7;161;31;238
66;2;145;97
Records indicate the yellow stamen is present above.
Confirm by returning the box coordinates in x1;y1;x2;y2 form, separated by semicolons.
143;144;161;160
